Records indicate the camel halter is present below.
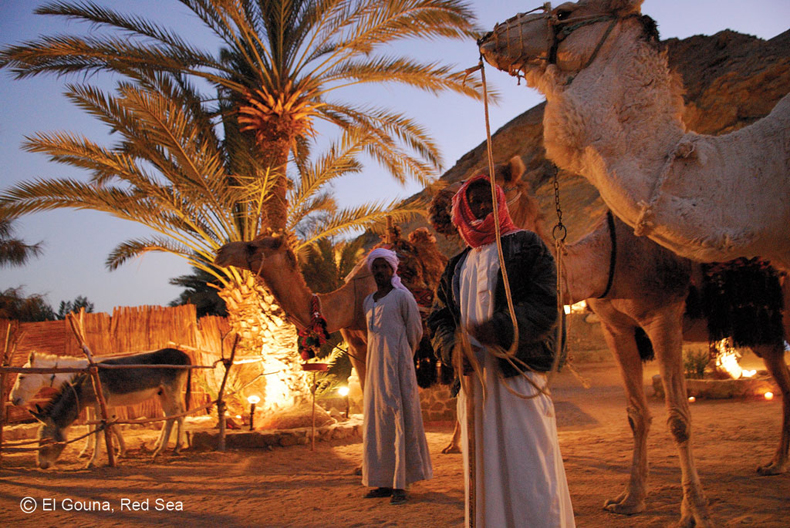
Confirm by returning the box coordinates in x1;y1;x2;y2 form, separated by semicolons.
483;2;618;85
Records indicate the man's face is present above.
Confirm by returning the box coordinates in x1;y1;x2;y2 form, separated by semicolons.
371;258;394;288
467;184;494;221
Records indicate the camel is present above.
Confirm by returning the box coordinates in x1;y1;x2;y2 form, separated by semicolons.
477;0;790;271
213;158;533;398
213;228;447;393
430;159;790;527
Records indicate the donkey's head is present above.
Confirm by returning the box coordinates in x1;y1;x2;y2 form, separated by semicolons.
10;352;39;406
478;0;645;78
32;409;67;469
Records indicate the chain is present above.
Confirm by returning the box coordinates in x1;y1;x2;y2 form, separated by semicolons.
552;170;567;242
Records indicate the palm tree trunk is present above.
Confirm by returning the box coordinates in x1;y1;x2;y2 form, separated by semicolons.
219;271;310;412
256;134;291;233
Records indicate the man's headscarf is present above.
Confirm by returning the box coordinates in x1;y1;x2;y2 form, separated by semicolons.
451;174;520;248
366;248;410;292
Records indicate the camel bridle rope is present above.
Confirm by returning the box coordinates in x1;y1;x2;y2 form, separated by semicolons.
461;58;567;403
483;2;619;85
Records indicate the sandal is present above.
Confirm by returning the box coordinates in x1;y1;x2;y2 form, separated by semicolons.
390;489;407;505
363;487;392;498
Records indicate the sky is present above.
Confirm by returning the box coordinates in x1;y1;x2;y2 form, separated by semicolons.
1;0;789;315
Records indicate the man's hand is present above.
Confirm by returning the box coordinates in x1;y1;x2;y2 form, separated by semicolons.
467;319;498;347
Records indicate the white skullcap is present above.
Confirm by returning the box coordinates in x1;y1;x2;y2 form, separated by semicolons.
366;248;409;292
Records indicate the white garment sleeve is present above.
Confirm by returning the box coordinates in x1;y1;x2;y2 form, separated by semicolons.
400;291;424;353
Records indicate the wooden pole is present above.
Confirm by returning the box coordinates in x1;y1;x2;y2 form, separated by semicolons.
467;377;476;527
0;322;15;466
385;216;393;245
67;311;116;468
216;334;239;452
311;371;317;451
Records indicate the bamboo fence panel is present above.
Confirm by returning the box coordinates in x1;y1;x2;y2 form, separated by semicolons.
3;306;226;425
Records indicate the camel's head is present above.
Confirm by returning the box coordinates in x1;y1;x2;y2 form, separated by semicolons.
214;233;298;279
478;0;646;79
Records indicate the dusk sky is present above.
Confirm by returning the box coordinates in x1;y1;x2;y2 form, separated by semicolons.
2;0;789;314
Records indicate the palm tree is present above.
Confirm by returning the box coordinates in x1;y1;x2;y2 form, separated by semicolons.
0;0;484;232
170;266;228;318
0;287;56;322
0;74;424;406
0;218;43;267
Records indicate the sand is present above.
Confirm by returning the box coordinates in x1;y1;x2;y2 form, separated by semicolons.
1;355;789;527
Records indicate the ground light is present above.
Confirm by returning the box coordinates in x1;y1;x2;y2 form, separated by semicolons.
338;386;350;418
248;395;261;430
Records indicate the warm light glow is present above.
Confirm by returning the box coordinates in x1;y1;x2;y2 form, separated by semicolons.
765;392;775;401
688;396;696;403
742;369;757;378
715;338;743;379
247;395;261;405
338;386;350;397
236;415;242;419
564;300;588;315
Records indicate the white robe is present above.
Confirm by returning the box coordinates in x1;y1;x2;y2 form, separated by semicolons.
362;288;433;489
457;241;575;527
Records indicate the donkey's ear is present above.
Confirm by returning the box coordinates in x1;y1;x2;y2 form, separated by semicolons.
29;407;46;423
28;351;36;362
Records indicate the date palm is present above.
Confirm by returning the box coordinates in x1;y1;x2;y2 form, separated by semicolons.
0;218;43;268
0;74;424;405
0;0;484;232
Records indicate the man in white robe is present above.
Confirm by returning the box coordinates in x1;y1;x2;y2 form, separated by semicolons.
362;248;433;505
428;176;575;527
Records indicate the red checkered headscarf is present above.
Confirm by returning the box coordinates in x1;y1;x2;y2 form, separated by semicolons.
451;174;520;248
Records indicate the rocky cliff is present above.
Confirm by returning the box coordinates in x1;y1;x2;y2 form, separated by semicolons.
399;29;790;256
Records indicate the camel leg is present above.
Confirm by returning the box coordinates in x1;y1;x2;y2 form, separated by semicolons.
442;420;462;454
594;313;651;515
756;343;790;475
340;329;367;393
644;307;712;528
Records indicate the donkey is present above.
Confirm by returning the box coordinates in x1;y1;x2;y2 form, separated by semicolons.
11;352;127;459
31;348;192;469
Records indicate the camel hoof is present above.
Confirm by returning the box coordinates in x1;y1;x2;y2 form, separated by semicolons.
679;497;713;528
757;461;787;476
441;444;461;454
603;496;645;516
677;513;713;528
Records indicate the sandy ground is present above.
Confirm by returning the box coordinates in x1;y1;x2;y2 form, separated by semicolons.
1;354;789;527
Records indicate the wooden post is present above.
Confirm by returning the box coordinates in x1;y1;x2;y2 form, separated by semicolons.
467;377;476;528
0;322;15;466
67;312;116;468
310;371;317;451
216;334;239;452
385;216;393;245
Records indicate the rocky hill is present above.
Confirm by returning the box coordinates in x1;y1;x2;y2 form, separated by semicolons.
398;29;790;256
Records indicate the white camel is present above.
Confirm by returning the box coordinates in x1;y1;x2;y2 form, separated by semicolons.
478;0;790;271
